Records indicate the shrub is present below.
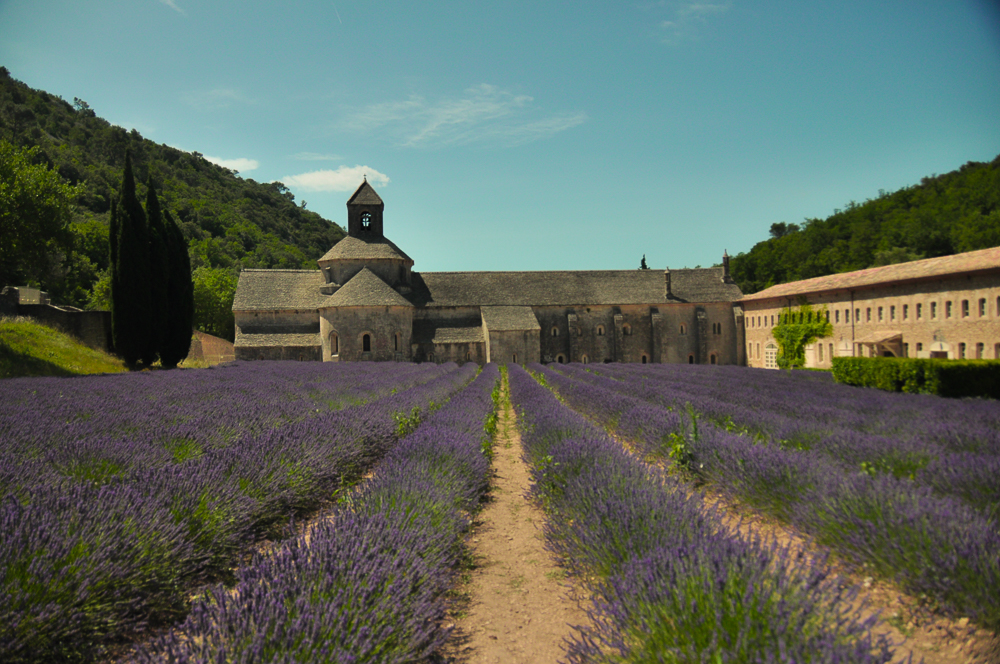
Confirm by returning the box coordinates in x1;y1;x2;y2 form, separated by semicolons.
832;357;1000;399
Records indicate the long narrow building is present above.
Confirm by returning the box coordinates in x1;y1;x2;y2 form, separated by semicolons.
232;181;746;364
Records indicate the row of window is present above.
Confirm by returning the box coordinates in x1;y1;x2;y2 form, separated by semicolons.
551;322;725;337
747;295;1000;329
329;331;402;356
749;341;1000;361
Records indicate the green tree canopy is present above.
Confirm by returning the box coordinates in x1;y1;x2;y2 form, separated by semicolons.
0;140;82;287
192;267;238;341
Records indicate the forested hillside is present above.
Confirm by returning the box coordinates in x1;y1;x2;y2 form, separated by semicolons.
731;155;1000;293
0;67;343;337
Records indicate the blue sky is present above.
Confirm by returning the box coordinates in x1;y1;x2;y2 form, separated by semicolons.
2;0;999;273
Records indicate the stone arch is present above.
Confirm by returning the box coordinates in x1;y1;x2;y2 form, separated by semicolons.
641;354;648;364
581;354;589;364
556;354;566;364
551;326;559;337
596;325;605;336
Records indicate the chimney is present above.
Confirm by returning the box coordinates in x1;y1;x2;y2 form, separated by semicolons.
664;268;672;299
722;250;734;284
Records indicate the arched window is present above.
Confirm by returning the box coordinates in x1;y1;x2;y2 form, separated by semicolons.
512;353;517;363
551;327;559;337
641;355;648;364
330;332;339;356
688;355;694;364
596;325;605;336
363;333;371;352
466;351;472;361
710;354;717;365
556;354;566;364
622;324;631;336
680;324;687;336
581;354;589;364
298;353;304;361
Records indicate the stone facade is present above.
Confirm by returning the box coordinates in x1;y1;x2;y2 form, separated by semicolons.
232;181;746;364
741;247;1000;368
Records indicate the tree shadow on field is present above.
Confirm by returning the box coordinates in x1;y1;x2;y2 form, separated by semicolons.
0;344;75;378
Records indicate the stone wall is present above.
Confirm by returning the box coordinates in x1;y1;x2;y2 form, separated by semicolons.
320;305;413;362
486;329;541;364
17;304;112;352
742;272;1000;367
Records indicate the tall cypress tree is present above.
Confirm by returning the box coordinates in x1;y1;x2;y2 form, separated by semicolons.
143;176;169;365
111;151;151;369
160;208;194;368
107;197;119;353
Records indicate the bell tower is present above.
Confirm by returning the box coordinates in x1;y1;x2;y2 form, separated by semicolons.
346;179;385;238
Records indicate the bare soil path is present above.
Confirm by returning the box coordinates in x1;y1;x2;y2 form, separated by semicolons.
443;386;589;664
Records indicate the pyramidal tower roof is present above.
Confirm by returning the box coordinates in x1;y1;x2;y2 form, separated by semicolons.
347;179;384;206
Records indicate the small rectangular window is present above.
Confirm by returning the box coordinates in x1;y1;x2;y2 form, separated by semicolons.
903;304;908;320
917;342;923;352
962;300;969;318
917;303;923;319
959;342;966;359
825;310;830;322
980;298;986;317
877;306;883;322
866;307;871;322
946;301;952;318
890;305;895;321
819;344;824;362
931;302;937;319
855;308;861;323
903;343;909;357
770;315;774;326
835;310;840;323
976;342;984;359
845;309;850;322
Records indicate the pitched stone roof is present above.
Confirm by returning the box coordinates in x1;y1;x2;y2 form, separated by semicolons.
412;319;484;344
232;270;327;311
740;246;1000;302
235;331;321;347
409;268;741;307
321;268;413;308
318;235;413;263
481;306;540;331
347;180;384;206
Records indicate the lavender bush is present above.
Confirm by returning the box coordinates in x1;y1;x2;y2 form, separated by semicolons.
508;365;893;663
534;362;1000;631
0;361;477;663
132;364;500;663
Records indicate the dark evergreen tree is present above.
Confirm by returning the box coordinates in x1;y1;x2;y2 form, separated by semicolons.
111;151;150;368
160;208;194;368
640;254;649;270
143;176;168;365
107;197;119;353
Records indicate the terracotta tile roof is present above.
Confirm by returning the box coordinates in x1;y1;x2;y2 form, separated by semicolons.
321;268;413;308
740;246;1000;302
232;270;327;311
318;235;412;262
410;268;741;307
481;306;540;331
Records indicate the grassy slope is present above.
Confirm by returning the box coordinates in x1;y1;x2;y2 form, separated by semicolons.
0;316;126;378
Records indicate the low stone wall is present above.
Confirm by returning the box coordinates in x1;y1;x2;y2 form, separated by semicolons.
16;304;112;352
188;330;235;364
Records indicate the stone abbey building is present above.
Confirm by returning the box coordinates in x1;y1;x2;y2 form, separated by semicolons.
232;181;746;364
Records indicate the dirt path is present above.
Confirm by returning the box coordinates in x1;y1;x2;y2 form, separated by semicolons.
444;387;589;663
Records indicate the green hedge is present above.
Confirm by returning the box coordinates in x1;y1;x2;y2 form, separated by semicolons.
831;357;1000;399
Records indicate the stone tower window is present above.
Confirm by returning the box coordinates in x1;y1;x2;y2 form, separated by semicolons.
551;327;559;337
363;333;372;352
556;354;566;363
360;211;372;231
596;325;605;336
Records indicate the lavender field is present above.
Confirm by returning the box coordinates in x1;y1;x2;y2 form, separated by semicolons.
3;359;997;662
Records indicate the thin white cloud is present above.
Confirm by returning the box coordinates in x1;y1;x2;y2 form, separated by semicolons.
204;156;259;173
158;0;185;15
293;152;343;161
341;84;586;148
182;88;252;110
656;1;731;43
280;166;390;192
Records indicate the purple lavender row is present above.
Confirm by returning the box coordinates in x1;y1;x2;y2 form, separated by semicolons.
532;362;1000;631
131;364;500;663
0;362;477;664
507;365;892;663
0;361;448;461
557;363;1000;515
591;362;1000;456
